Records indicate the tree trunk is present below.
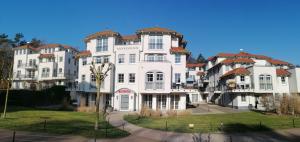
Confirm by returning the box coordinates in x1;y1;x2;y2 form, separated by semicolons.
94;83;101;130
2;64;12;119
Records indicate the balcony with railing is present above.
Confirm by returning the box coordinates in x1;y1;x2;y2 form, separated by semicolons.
145;82;164;90
14;74;37;80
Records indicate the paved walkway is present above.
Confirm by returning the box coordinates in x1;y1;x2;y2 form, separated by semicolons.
101;111;300;142
190;104;248;114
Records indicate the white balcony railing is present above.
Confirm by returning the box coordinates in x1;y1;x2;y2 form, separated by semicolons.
145;82;164;90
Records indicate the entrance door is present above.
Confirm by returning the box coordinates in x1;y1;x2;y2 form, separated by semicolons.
120;95;129;111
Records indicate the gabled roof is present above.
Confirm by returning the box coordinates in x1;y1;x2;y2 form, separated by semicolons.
76;50;91;58
85;30;120;42
38;54;55;58
276;69;291;77
221;67;250;78
186;63;206;68
170;47;189;54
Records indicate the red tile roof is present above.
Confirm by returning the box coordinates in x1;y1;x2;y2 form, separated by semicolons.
76;50;91;58
85;30;120;42
221;58;255;65
267;59;290;66
186;63;206;68
276;69;291;76
170;47;189;54
221;67;250;78
121;35;139;41
197;71;205;76
14;44;39;51
38;54;55;58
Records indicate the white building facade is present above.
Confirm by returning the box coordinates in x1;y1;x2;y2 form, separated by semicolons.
12;44;78;90
75;27;195;111
206;52;295;109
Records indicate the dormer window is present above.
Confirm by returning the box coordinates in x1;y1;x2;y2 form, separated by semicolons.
149;35;163;49
96;38;108;52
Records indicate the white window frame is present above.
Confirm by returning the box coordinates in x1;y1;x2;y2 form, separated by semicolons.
129;54;136;63
96;38;108;52
118;54;125;64
118;73;124;83
175;54;181;63
129;73;135;83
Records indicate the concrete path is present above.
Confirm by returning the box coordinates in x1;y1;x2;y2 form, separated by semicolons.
102;111;300;142
191;104;248;115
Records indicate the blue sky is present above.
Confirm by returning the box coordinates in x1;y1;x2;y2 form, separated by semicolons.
1;0;300;64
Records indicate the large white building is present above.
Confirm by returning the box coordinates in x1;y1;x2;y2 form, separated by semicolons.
74;27;201;111
12;44;78;90
205;51;298;109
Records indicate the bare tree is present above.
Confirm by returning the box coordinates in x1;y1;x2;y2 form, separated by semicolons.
2;63;13;118
90;62;113;130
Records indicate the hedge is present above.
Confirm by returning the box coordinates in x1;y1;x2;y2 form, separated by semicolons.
0;86;70;107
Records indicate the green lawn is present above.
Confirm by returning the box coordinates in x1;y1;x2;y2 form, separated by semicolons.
124;111;300;133
0;107;129;138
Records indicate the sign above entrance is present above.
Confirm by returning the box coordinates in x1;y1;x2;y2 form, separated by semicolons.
115;88;133;94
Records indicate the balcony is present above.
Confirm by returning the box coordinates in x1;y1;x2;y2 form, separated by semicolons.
14;74;37;80
17;64;38;69
145;82;164;90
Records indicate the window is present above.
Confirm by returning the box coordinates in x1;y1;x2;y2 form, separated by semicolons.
147;72;154;82
192;94;198;103
156;54;163;61
226;66;230;71
175;73;181;83
129;73;135;83
17;60;22;68
82;75;86;81
59;68;63;73
104;56;109;63
149;35;163;49
16;50;18;55
59;57;63;62
175;54;181;63
96;38;108;52
240;76;245;82
68;58;71;64
95;57;102;64
156;72;163;81
118;54;125;63
118;74;124;83
281;77;286;85
129;54;136;63
143;94;153;109
42;68;50;77
241;94;246;102
171;95;180;110
82;58;87;65
91;74;96;82
147;54;155;62
259;74;273;90
157;95;166;110
16;70;21;77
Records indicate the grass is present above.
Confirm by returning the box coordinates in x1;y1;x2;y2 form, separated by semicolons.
0;106;129;138
124;111;300;133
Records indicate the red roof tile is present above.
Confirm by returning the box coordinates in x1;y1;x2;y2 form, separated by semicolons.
267;59;290;66
121;35;139;41
38;54;55;58
170;47;189;54
76;50;91;58
276;69;291;76
85;30;120;42
186;63;206;68
221;67;250;78
14;44;39;51
221;58;255;65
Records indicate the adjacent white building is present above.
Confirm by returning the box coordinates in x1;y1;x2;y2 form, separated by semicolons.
12;44;78;90
74;27;195;111
206;52;294;109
